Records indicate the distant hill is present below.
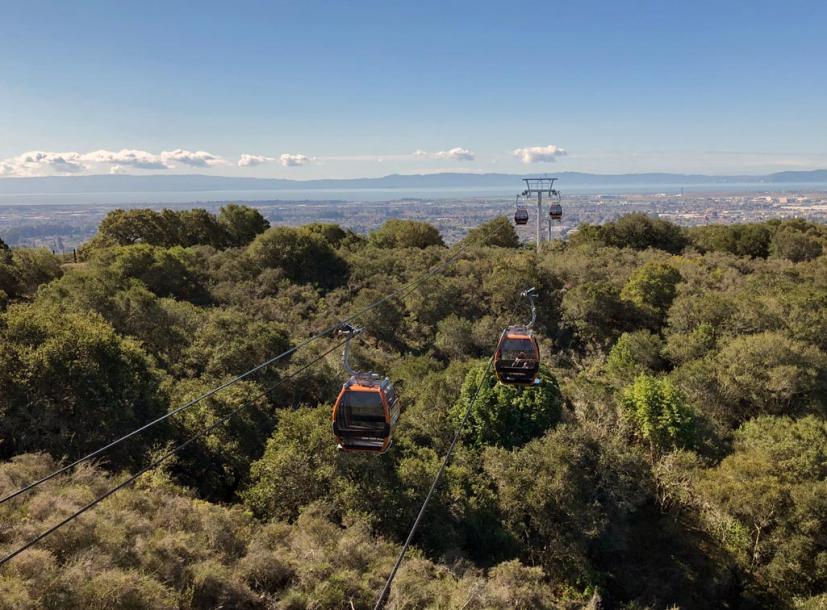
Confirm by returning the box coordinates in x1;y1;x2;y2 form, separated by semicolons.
1;169;827;194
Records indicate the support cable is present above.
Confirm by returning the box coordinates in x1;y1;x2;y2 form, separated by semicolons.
0;339;346;568
373;292;526;609
0;220;505;506
372;354;495;609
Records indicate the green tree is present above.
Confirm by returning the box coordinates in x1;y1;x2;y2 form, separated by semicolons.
86;208;174;248
84;208;233;251
369;219;445;249
10;248;63;296
217;204;270;246
243;405;401;530
606;330;665;383
242;406;337;521
770;227;823;262
561;282;630;346
715;331;827;420
462;216;519;248
99;244;209;302
351;287;403;345
175;208;229;248
302;222;348;247
621;261;682;322
170;379;275;500
181;309;292;383
484;424;650;586
434;314;477;359
450;362;562;449
697;416;827;600
0;248;19;303
621;374;695;457
608;213;687;253
688;223;772;258
663;321;717;364
572;213;687;253
247;226;348;289
0;304;168;466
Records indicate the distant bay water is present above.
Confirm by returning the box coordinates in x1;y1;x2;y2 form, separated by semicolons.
2;182;827;206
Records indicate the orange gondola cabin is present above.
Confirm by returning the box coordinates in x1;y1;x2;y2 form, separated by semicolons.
331;325;400;454
332;374;400;453
493;288;541;385
494;326;540;385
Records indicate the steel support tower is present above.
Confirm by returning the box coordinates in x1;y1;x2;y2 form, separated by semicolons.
521;178;560;254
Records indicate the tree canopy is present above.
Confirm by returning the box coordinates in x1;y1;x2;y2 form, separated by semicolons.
0;211;825;608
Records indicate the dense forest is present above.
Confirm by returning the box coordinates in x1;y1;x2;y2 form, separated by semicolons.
1;205;825;609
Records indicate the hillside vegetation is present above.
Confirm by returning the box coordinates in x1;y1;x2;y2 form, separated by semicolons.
1;207;826;609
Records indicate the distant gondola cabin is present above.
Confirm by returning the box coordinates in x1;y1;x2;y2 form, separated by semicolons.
332;375;400;453
549;203;562;221
514;207;529;225
494;326;540;385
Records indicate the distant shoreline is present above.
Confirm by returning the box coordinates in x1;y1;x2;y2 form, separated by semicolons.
1;182;827;207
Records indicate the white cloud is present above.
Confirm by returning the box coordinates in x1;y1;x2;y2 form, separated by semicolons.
238;154;275;167
0;147;228;176
279;153;313;167
0;150;85;176
160;149;224;167
80;148;168;170
435;147;475;161
513;144;567;164
414;147;475;161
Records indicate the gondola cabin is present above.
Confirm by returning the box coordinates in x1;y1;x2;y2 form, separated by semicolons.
332;374;400;453
514;194;529;225
549;203;563;221
494;326;540;385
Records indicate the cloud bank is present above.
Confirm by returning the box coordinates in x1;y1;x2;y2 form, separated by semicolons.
0;151;85;176
513;144;567;163
0;148;225;176
81;149;168;170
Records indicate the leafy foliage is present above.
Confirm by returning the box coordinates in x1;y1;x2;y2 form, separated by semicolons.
1;211;825;608
217;204;270;247
0;304;168;466
451;362;563;449
246;226;349;289
621;374;696;456
462;216;520;248
571;213;688;253
369;219;445;249
620;261;681;322
83;205;269;252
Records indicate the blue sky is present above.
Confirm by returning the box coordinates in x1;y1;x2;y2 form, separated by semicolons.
1;0;826;178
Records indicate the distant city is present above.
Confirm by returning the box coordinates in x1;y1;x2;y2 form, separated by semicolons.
2;189;827;252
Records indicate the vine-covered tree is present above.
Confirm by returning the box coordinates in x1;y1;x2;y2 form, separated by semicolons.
621;374;696;457
451;362;562;449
